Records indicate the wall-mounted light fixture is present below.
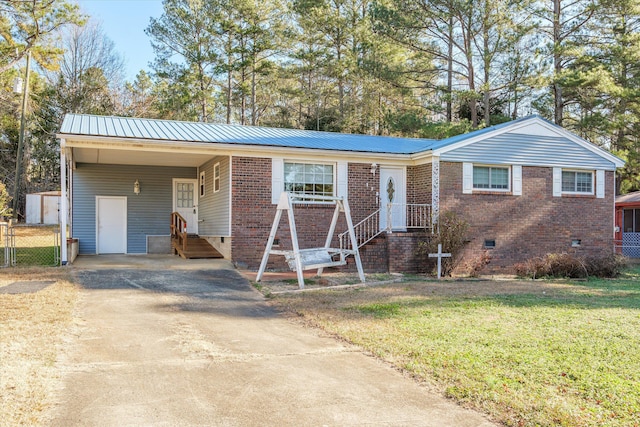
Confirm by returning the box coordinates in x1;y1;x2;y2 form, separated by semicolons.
370;163;378;175
134;179;140;195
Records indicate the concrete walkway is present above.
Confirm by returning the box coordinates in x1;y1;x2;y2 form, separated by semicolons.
50;255;495;426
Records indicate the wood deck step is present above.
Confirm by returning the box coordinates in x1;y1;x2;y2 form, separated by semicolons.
172;236;223;259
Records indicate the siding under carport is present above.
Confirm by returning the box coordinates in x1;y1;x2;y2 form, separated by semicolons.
73;163;196;254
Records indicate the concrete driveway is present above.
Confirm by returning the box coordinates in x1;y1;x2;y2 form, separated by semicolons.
50;255;495;426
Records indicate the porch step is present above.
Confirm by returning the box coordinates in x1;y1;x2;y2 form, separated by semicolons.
172;236;224;259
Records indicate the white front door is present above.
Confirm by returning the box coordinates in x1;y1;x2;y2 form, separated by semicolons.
173;179;198;234
380;167;406;231
96;196;127;254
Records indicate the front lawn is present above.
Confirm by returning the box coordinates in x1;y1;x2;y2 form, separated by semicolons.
269;271;640;427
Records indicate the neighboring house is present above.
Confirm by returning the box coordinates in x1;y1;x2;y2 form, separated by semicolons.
615;191;640;257
57;114;623;273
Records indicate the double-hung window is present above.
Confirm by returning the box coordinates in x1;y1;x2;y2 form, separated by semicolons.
473;165;510;191
284;162;334;197
561;170;593;194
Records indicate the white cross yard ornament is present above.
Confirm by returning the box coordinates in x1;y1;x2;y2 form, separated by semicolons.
428;243;451;279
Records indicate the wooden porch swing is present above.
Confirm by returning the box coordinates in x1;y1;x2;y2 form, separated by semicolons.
256;192;365;289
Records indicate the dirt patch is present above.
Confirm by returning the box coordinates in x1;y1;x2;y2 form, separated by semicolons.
249;271;401;294
0;281;56;294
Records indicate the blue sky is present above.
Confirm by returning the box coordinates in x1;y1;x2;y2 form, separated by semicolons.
76;0;164;80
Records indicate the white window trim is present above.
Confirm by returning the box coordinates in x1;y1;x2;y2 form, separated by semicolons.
272;158;347;204
199;171;206;197
471;164;512;193
213;162;221;193
560;169;595;196
284;160;336;203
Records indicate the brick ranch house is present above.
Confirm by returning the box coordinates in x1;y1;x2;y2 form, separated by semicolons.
57;114;623;274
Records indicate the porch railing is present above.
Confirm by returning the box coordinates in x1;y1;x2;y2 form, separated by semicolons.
399;203;432;230
339;203;432;250
170;212;188;253
339;208;382;250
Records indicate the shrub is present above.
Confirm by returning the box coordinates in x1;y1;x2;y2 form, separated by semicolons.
462;251;492;277
417;211;469;277
514;253;627;279
584;254;627;278
546;253;588;278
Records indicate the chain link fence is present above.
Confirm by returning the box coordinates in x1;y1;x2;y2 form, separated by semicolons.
0;222;61;267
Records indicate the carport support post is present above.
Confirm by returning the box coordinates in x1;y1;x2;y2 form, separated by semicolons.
60;143;68;265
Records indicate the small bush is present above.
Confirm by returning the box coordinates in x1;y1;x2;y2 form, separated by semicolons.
417;211;468;277
462;251;492;277
584;254;627;278
514;253;627;279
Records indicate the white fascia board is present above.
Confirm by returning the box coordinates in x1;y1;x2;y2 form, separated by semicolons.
408;151;434;165
57;133;413;164
432;116;624;169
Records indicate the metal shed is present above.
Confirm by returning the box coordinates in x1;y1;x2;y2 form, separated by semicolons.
26;191;60;225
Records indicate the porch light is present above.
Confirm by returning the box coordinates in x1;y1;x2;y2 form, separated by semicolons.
370;163;378;175
134;179;140;195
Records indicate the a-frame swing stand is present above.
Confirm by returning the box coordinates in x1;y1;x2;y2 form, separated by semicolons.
256;192;365;289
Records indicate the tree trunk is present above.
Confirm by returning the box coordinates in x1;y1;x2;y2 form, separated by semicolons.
241;68;246;125
483;3;491;127
446;16;453;123
553;0;563;126
199;63;207;122
226;32;233;124
251;54;257;126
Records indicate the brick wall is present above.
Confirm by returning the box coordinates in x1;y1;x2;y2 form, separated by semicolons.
387;232;432;273
438;162;615;273
231;157;276;268
231;157;384;271
407;163;432;205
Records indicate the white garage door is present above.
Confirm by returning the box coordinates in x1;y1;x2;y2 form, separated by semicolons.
97;196;127;254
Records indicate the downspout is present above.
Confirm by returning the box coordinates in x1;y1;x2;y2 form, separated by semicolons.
431;156;440;231
613;169;618;253
60;139;68;265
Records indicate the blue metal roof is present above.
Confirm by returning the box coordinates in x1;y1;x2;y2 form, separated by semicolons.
60;114;438;155
58;114;623;168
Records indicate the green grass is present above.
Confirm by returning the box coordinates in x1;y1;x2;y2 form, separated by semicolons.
15;247;57;266
272;268;640;427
